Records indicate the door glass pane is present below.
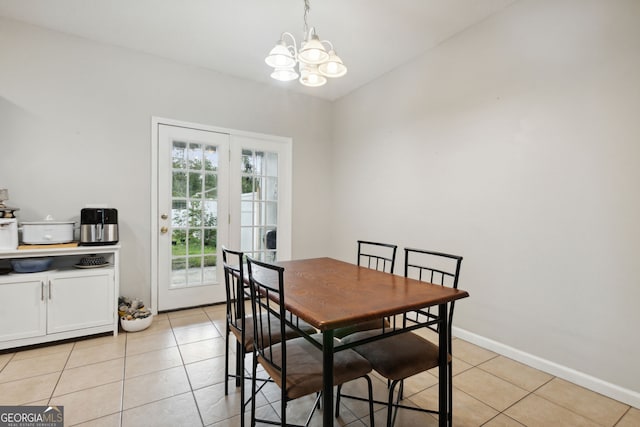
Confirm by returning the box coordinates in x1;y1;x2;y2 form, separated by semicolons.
204;146;218;171
172;171;187;197
171;140;219;289
240;149;278;261
172;141;187;169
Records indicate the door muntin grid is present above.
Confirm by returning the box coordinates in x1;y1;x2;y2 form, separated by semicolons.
170;141;219;288
240;149;278;261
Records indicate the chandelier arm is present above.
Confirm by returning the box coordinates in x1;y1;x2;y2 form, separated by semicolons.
281;32;299;58
320;40;334;52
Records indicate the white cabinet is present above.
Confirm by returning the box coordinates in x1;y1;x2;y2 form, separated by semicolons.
47;269;115;334
0;246;120;350
0;275;47;342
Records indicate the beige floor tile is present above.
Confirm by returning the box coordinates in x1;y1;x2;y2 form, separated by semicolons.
505;393;600;427
153;312;169;321
452;340;498;366
125;318;171;337
427;357;473;378
203;304;227;321
410;386;499;426
211;319;228;337
268;393;361;427
169;313;212;329
124;330;176;356
0;352;14;370
478;356;553;392
535;378;629;426
173;323;221;345
54;358;124;396
11;342;74;361
194;381;247;425
166;307;206;319
209;403;279;427
0;350;68;383
124;346;183;379
49;381;123;426
454;367;529;412
73;412;122;427
412;326;440;343
24;399;50;406
3;316;637;427
179;337;226;364
336;374;388;420
66;340;126;368
371;402;439;427
123;366;190;410
483;413;526;426
185;354;235;390
0;372;59;405
616;407;640;427
401;370;439;397
121;392;202;427
73;333;126;350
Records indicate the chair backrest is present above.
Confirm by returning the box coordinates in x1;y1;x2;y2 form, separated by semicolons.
357;240;398;273
222;246;246;335
246;256;287;377
404;247;463;330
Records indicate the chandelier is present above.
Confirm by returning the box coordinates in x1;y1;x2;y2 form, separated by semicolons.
265;0;347;87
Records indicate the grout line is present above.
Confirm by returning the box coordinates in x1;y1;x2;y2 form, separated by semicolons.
119;332;127;427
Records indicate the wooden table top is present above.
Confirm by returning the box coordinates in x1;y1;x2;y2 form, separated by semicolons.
261;257;469;331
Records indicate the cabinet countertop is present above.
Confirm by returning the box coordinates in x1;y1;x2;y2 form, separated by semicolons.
0;245;121;258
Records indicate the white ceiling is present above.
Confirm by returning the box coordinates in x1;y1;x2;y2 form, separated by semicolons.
0;0;515;101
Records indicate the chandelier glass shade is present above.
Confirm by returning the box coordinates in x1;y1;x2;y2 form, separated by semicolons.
265;2;346;87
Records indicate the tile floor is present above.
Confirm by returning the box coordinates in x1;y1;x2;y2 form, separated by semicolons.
0;304;638;426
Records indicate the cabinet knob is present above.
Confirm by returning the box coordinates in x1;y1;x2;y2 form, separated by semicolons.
160;226;168;234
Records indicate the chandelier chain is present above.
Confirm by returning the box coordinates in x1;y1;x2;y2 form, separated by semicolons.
303;0;310;35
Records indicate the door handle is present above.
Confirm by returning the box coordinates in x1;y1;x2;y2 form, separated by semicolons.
41;281;45;301
161;213;168;220
160;226;168;234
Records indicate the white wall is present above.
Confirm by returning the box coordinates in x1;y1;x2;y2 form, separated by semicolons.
331;0;640;403
0;18;334;305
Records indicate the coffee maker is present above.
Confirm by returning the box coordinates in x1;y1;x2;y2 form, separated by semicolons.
79;208;119;246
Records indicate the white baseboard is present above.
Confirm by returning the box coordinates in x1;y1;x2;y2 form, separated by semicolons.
452;327;640;409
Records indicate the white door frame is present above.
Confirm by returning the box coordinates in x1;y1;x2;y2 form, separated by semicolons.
151;117;292;314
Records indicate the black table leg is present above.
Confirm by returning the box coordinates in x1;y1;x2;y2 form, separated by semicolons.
323;329;335;426
439;303;449;427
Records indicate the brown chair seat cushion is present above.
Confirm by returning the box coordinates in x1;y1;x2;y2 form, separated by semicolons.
231;314;316;351
258;334;372;400
341;329;451;381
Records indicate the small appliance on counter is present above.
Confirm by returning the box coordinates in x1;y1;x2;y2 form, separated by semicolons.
21;215;75;245
80;208;119;246
0;218;18;250
0;189;19;250
0;189;19;219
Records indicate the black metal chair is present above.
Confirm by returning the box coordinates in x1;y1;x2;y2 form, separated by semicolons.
333;240;398;339
246;256;375;427
357;240;397;273
338;247;463;427
221;247;315;427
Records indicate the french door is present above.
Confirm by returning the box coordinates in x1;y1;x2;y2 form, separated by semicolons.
152;120;291;312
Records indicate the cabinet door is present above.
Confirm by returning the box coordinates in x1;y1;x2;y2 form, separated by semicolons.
0;276;47;341
47;270;115;334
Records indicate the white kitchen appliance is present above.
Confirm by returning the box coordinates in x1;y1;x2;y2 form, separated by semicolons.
0;218;18;250
20;216;75;244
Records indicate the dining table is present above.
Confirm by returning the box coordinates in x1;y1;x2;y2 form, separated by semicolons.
256;257;469;427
